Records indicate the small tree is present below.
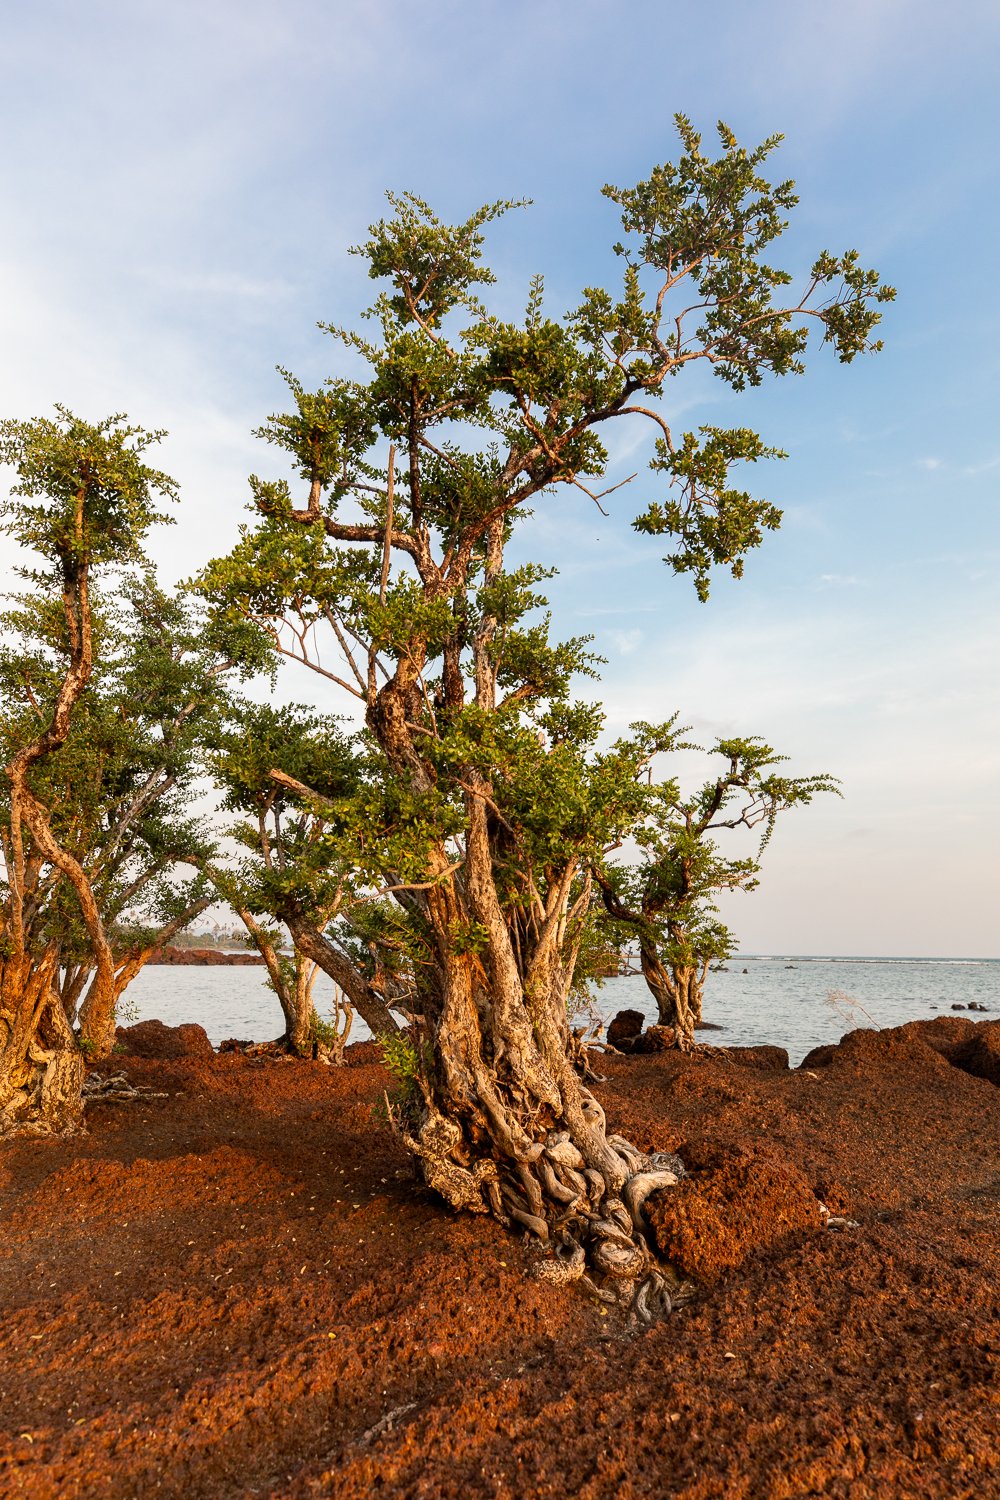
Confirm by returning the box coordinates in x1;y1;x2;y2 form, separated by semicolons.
0;410;176;1129
1;573;255;1059
596;725;838;1046
206;700;402;1047
199;119;892;1304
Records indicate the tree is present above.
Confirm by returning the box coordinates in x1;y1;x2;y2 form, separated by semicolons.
198;118;892;1306
203;699;402;1052
596;724;838;1046
0;410;176;1129
2;569;257;1061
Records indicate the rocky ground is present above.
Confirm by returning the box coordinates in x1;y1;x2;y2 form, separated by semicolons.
1;1016;998;1498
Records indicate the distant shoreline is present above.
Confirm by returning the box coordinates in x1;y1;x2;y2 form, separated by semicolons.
147;946;265;967
734;953;999;964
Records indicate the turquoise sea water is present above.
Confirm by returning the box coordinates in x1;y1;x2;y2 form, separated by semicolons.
121;955;998;1067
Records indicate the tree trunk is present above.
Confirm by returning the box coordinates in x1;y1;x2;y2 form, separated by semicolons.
285;915;399;1040
283;957;351;1060
401;946;685;1317
0;951;85;1136
229;908;321;1057
395;803;686;1320
638;944;703;1049
283;959;316;1057
2;548;98;1109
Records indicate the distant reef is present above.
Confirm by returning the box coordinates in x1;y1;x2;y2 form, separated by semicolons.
148;946;265;966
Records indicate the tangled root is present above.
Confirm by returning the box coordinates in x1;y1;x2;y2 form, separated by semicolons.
531;1237;586;1285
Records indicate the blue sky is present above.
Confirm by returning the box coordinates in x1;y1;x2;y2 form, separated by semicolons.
2;0;998;955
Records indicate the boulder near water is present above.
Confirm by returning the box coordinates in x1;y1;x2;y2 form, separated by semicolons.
606;1009;646;1050
115;1019;214;1060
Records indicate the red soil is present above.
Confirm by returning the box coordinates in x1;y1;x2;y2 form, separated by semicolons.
1;1016;998;1498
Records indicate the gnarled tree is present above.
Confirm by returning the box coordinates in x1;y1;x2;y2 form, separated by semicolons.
199;119;892;1306
596;724;838;1047
0;411;176;1129
2;573;248;1062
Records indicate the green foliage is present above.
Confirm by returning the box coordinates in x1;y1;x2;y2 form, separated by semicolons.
0;472;240;1001
255;371;376;499
309;1010;345;1050
597;730;840;984
378;1027;424;1092
376;1028;432;1128
636;426;785;601
0;408;177;576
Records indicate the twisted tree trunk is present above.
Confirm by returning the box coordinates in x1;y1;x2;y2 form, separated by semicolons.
0;948;85;1135
638;943;707;1050
239;909;353;1059
285;915;399;1041
2;538;99;1118
390;784;685;1319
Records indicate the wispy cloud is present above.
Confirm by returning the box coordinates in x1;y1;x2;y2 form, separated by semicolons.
609;629;644;655
140;269;297;301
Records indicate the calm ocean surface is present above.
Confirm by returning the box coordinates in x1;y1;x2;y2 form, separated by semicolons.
122;955;999;1067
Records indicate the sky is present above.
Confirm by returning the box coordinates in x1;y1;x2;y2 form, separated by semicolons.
1;0;998;957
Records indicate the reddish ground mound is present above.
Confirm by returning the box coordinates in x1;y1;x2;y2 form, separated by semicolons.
1;1020;998;1497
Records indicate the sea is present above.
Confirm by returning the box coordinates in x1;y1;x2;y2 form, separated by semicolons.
121;955;999;1067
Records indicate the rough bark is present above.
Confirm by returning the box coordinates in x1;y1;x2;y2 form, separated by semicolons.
239;909;353;1059
285;915;399;1040
397;925;687;1319
0;950;85;1136
638;943;708;1050
2;536;98;1118
375;717;686;1316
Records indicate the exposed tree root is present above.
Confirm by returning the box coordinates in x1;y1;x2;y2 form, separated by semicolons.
400;1072;694;1325
82;1071;171;1103
521;1115;694;1326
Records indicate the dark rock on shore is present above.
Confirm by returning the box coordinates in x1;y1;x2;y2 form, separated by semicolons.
606;1015;679;1053
628;1023;677;1053
606;1008;644;1049
607;1008;726;1054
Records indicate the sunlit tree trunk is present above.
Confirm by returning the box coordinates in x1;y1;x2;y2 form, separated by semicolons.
0;945;85;1133
636;941;707;1050
2;532;100;1121
366;568;682;1316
